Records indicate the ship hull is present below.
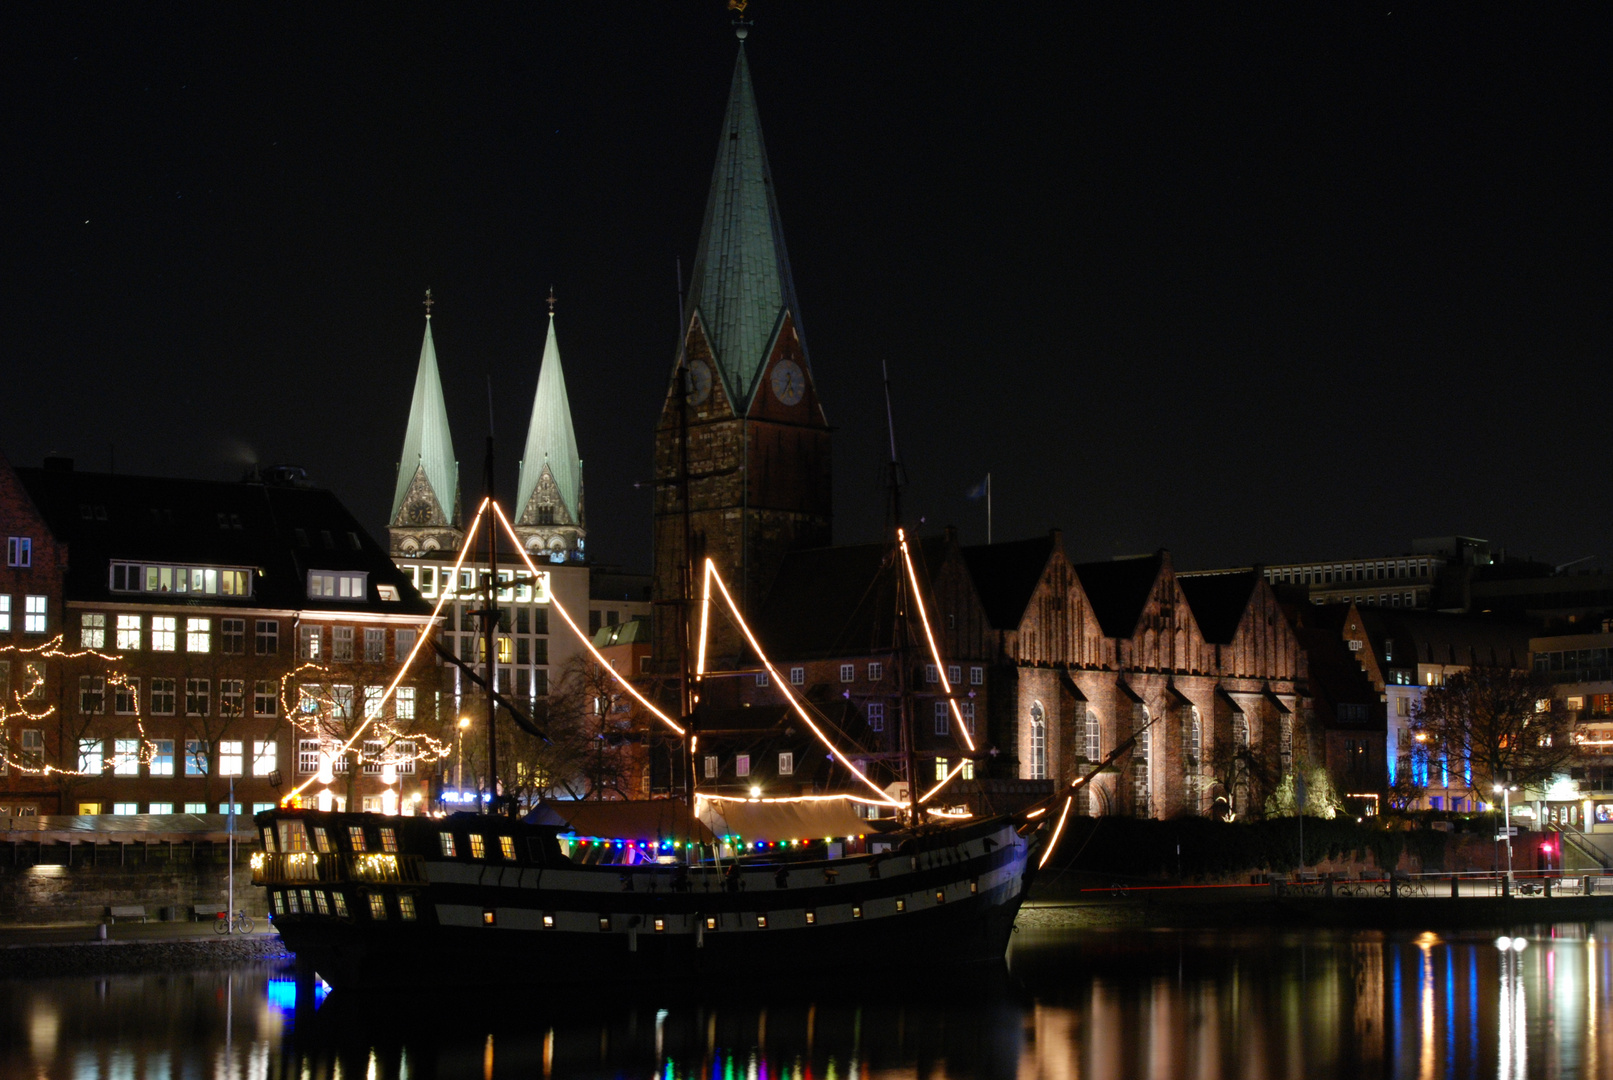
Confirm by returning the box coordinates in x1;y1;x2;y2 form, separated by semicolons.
254;810;1035;992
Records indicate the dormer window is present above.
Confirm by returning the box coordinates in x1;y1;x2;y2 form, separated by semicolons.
308;571;367;601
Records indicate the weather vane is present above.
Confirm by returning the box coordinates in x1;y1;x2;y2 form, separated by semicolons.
547;286;557;315
727;0;748;15
423;288;434;319
728;0;751;37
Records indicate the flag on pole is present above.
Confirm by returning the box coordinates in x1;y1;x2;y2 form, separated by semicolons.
964;476;989;500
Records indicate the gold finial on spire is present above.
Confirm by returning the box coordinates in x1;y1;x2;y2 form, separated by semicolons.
727;0;748;14
729;0;750;38
423;288;434;319
547;286;556;316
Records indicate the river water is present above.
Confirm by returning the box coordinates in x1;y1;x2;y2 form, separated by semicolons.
3;915;1611;1079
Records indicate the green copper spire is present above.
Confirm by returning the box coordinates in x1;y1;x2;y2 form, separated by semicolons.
516;303;583;530
683;37;806;407
389;300;460;529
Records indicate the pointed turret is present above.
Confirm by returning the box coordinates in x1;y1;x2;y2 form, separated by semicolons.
388;292;463;556
681;36;808;409
514;293;585;561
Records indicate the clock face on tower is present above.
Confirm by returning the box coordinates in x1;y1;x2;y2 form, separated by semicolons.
769;359;805;406
685;359;713;406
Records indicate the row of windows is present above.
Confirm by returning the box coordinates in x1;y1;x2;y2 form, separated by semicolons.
295;739;419;775
77;614;419;663
0;595;49;634
75;738;277;778
400;564;551;604
1266;559;1434;586
448;634;547;666
110;562;253;598
702;752;793;779
78;802;275;815
1311;592;1422;608
77;676;278;717
272;888;362;920
816;662;985;686
858;700;975;735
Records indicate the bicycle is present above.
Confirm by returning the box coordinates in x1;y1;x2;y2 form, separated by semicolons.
214;910;255;935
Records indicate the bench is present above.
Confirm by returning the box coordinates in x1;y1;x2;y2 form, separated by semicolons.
106;905;147;923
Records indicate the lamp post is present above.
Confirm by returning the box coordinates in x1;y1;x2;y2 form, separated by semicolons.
1494;783;1517;883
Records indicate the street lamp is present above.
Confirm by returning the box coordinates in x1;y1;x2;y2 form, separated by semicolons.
1494;783;1518;883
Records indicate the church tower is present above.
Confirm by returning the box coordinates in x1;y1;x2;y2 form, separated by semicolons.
388;292;463;556
514;292;585;561
653;30;832;665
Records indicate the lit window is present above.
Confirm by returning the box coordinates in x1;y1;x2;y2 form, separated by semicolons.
399;895;417;921
348;826;366;852
151;740;173;777
299;626;322;660
852;906;862;919
396;686;416;720
332;893;349;917
805;910;816;924
756;915;768;929
314;891;330;916
840;664;855;682
113;739;140;776
0;595;9;632
312;827;332;853
363;686;383;719
500;836;516;860
112;803;138;815
185;740;208;776
186;618;211;652
151;617;177;652
252;741;277;777
736;754;751;778
896;899;906;913
599;916;611;931
219;740;243;777
364;628;386;663
24;595;46;633
704;754;720;778
935;758;948;781
867;702;885;732
469;835;486;859
379;828;398;853
255;681;278;717
654;917;665;932
543;913;555;928
308;570;367;600
778;752;794;776
789;667;804;686
6;537;31;567
78;739;104;774
368;894;387;920
333;625;354;662
221;680;243;717
81;613;106;649
149;802;173;814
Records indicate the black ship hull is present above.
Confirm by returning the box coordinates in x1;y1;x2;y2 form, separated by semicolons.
253;809;1035;992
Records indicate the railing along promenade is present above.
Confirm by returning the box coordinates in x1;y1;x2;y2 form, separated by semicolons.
1063;869;1613;902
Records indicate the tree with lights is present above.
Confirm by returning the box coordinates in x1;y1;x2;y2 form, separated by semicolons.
1410;665;1573;800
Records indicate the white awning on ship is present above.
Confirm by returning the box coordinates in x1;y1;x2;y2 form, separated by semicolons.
697;798;869;843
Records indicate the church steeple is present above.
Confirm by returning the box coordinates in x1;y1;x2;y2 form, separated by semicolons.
681;34;809;409
514;291;585;561
388;292;463;556
652;32;832;667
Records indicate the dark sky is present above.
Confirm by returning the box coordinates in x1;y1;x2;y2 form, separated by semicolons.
6;5;1607;574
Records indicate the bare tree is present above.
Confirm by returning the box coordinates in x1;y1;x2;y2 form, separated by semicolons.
1411;665;1573;798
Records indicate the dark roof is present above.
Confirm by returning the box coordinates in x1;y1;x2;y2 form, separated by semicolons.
961;535;1056;631
1072;553;1163;639
1295;627;1381;725
16;466;429;615
1356;608;1532;669
754;538;949;660
1176;571;1259;644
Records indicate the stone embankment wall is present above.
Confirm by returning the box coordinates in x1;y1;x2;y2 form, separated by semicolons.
0;842;266;924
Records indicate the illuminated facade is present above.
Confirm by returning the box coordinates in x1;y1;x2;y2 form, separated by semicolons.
0;456;436;818
652;35;832;670
967;537;1311;819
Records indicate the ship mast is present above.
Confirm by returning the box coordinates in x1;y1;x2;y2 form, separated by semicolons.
883;363;921;827
481;426;503;816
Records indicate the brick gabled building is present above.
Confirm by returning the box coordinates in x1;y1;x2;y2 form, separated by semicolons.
1;455;437;817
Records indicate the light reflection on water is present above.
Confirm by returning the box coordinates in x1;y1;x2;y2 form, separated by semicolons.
3;922;1613;1078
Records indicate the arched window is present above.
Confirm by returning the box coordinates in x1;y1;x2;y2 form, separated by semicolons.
1188;707;1202;763
1133;707;1150;816
1085;710;1100;762
1185;707;1203;812
1028;702;1047;780
1233;714;1249;751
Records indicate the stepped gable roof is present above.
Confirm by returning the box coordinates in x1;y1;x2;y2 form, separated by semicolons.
683;39;805;407
516;311;583;525
1177;571;1260;645
1072;553;1165;639
390;315;459;525
961;535;1057;631
16;465;429;616
754;538;949;661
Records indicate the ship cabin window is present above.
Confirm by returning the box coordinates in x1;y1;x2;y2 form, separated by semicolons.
705;917;717;931
481;908;495;926
653;917;665;933
852;906;863;919
439;832;457;857
332;892;349;918
542;913;555;929
756;915;769;929
278;820;309;853
314;892;330;915
598;916;612;932
805;909;817;925
312;826;332;853
935;889;946;903
499;835;517;860
273;892;286;915
399;895;417;920
368;894;387;920
379;828;398;853
970;879;979;894
469;835;486;859
348;826;367;852
896;899;906;913
262;827;276;852
286;892;300;914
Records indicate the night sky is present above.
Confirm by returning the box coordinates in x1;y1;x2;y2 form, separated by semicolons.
6;5;1607;575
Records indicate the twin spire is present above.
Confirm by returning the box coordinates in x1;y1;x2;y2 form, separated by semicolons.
388;290;584;560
